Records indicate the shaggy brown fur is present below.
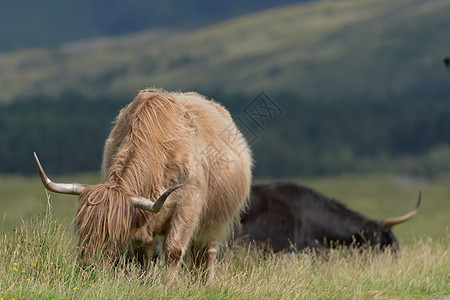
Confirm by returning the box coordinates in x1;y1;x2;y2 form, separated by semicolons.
76;183;148;261
75;89;252;282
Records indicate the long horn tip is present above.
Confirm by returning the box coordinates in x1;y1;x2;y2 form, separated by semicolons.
160;183;184;198
151;184;184;213
33;152;46;177
383;192;422;230
32;152;85;195
415;191;422;210
33;152;43;168
172;183;184;190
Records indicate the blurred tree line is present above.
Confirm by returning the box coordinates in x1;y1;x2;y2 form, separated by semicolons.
1;92;450;178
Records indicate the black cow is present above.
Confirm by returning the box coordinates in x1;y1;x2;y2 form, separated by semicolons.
236;182;420;252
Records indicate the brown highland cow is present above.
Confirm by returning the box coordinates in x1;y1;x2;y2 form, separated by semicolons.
34;89;252;282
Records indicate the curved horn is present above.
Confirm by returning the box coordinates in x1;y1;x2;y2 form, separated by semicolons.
132;184;183;213
382;191;422;230
33;152;85;195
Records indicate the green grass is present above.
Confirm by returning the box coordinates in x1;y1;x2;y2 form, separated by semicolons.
0;173;99;233
1;172;448;242
0;198;448;299
0;172;449;298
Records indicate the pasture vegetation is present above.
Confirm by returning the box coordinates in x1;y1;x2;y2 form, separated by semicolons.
0;173;449;299
0;199;448;299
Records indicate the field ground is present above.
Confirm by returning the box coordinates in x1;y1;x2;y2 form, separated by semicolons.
0;172;448;299
2;171;445;241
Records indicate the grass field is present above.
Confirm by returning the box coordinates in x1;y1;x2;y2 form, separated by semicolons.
2;172;446;242
0;172;449;298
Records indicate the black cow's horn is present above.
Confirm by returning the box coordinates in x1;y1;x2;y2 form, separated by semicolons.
132;184;183;213
382;191;421;230
33;152;86;195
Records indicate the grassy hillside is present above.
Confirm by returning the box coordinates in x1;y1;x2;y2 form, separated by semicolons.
0;0;307;51
0;0;449;103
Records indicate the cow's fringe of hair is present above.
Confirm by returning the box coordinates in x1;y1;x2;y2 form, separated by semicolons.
75;183;148;261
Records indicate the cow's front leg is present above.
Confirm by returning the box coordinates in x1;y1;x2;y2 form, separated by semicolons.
165;245;184;286
163;211;200;286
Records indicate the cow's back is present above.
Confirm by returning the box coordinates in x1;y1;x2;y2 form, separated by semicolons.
239;182;375;251
238;183;330;251
172;91;253;244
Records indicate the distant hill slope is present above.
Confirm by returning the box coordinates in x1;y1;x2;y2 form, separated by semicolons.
0;0;307;52
0;0;449;103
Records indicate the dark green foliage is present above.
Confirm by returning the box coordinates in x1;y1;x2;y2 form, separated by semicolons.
0;92;127;174
1;92;450;177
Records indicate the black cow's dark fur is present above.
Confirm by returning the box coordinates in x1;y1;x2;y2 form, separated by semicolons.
236;182;401;252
